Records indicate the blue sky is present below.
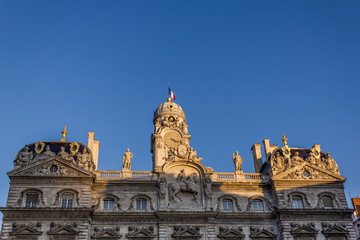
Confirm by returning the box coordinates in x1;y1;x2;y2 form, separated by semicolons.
0;0;360;218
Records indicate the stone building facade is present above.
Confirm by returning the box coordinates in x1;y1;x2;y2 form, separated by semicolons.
0;98;356;240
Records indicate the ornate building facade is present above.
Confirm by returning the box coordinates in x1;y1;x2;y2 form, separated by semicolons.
0;98;356;240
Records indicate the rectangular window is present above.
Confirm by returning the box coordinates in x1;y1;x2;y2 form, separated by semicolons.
136;199;147;210
61;194;74;208
103;199;114;210
25;193;38;208
222;199;233;211
252;200;264;211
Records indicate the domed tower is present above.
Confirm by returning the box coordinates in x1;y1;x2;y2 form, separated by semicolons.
151;97;191;172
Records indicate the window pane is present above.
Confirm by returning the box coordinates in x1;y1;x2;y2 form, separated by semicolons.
25;193;38;208
322;196;334;209
292;196;304;209
136;199;147;210
253;200;264;211
103;199;114;210
222;199;233;211
61;193;74;208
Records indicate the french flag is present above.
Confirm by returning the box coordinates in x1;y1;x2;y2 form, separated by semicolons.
168;88;175;100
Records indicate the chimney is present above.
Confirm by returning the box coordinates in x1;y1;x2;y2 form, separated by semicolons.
251;143;263;173
262;139;271;162
88;132;100;170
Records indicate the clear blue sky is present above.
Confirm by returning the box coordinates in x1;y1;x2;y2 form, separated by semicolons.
1;0;359;218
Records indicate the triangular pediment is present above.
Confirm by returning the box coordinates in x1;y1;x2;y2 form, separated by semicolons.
291;226;317;234
8;157;95;178
48;226;78;235
127;230;155;238
251;230;277;237
272;162;345;181
99;231;118;237
10;226;42;235
322;226;348;234
219;230;245;238
173;229;202;237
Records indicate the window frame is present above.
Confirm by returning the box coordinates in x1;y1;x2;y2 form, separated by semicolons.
222;198;234;212
136;198;147;211
252;199;264;212
103;198;115;210
322;195;334;209
292;195;304;209
61;193;74;208
25;192;39;208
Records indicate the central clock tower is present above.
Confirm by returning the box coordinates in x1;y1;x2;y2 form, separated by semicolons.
151;97;191;172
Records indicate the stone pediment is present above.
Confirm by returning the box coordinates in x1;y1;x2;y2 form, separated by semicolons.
172;226;202;238
250;227;277;239
10;226;42;236
91;227;121;239
48;226;78;235
292;226;317;234
8;157;95;178
322;226;348;234
272;162;345;181
218;226;245;238
127;226;155;238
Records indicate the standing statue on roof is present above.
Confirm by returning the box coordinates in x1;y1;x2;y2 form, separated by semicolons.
122;148;133;170
233;151;243;172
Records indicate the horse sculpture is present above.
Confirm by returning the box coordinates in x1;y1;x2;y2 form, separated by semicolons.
169;172;200;203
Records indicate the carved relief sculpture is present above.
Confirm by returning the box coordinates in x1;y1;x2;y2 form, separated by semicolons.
57;146;75;163
15;145;33;165
169;170;200;203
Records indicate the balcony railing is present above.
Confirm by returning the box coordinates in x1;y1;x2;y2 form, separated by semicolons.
96;170;265;182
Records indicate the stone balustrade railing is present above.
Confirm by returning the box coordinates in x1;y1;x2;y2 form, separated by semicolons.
96;171;266;182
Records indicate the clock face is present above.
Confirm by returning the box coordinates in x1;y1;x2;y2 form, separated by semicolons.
164;131;181;148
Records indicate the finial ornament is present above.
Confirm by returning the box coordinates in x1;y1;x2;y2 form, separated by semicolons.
61;126;68;142
282;133;288;146
167;97;172;102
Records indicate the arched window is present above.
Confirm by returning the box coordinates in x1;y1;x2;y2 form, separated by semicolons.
136;198;147;211
25;192;38;208
222;199;234;211
103;198;115;210
322;195;334;209
252;199;264;212
61;193;74;208
292;195;304;209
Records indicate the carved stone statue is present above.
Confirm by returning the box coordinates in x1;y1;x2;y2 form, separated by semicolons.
158;175;167;200
306;152;318;165
77;148;91;170
43;145;55;158
122;148;133;170
271;152;285;175
290;151;303;168
57;146;75;163
32;145;55;162
16;145;33;164
233;151;243;172
322;153;340;175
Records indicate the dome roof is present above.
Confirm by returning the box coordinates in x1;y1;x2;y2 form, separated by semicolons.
154;98;185;119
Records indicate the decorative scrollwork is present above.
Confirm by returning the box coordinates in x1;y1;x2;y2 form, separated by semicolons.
34;141;45;154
